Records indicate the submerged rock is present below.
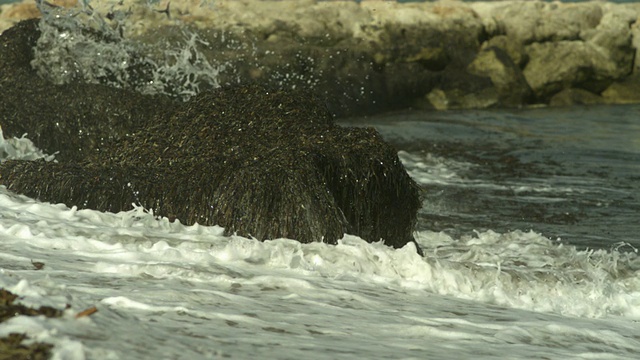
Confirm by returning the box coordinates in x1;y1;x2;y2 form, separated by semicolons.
0;19;422;253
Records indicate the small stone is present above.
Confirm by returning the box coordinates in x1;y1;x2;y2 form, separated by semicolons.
468;46;533;107
601;73;640;104
549;88;605;107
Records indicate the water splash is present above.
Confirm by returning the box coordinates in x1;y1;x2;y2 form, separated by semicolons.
31;0;224;101
0;126;56;162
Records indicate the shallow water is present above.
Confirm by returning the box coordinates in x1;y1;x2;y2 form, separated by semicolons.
1;103;640;359
346;104;640;251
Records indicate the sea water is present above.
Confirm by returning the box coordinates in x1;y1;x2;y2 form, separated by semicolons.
1;3;640;360
1;104;640;359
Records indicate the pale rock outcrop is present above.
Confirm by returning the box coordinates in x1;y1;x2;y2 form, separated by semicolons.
523;41;619;101
473;0;635;103
471;1;603;44
467;46;533;107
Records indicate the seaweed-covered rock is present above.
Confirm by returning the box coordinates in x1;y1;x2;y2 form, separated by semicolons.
0;333;53;360
0;19;173;162
0;289;63;323
0;19;422;253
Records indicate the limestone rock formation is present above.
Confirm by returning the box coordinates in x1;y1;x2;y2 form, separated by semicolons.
518;4;635;102
467;46;533;107
474;1;604;45
549;88;605;107
523;41;616;101
4;0;640;112
0;19;423;254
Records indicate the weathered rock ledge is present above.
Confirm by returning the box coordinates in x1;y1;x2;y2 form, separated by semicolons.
2;0;640;114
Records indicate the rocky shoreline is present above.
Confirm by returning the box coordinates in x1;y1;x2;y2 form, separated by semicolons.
2;0;640;115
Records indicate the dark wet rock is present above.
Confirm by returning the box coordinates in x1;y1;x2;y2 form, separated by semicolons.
195;22;484;116
0;19;422;253
425;87;497;111
423;71;497;110
480;35;527;68
192;0;637;111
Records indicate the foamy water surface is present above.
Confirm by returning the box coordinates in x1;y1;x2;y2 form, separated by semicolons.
1;126;639;359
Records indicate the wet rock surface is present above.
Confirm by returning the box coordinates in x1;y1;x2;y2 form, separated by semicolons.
0;19;422;253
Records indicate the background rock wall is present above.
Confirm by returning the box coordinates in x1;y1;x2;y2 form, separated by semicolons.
2;0;640;115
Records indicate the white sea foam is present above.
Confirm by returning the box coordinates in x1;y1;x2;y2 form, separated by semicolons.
398;150;473;185
1;212;639;359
